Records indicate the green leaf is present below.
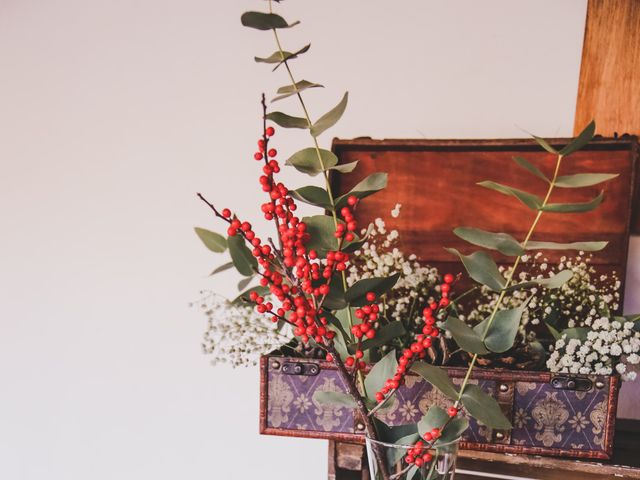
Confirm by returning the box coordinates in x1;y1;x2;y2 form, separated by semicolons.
417;406;449;436
240;11;300;30
347;321;406;354
237;276;253;291
461;384;511;430
336;172;388;208
364;350;397;402
478;181;542;210
532;135;558;155
445;248;505;292
437;417;470;444
310;92;348;137
473;300;530;353
322;277;347;310
312;390;356;408
503;269;574;292
321;310;351;344
555;173;618;188
559;120;595;156
194;227;227;253
345;273;400;307
259;45;311;71
265;111;309;129
560;327;589;341
374;419;418;444
232;285;269;304
227;235;257;276
329;160;359;173
411;362;459;401
302;215;340;256
290;186;333;209
525;240;608;252
273;79;323;102
444;317;489;355
209;261;234;276
453;227;524;256
546;322;562;340
542;191;604;213
513;156;549;182
285;148;338;176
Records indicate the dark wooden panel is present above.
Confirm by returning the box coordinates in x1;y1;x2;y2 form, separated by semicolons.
331;137;637;308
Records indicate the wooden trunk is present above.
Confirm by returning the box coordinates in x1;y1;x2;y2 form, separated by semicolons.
259;136;638;461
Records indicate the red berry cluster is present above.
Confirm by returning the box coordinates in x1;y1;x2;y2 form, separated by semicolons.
211;124;358;362
344;291;379;371
374;273;456;403
404;406;460;468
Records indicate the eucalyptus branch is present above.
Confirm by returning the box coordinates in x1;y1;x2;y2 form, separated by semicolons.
454;153;565;406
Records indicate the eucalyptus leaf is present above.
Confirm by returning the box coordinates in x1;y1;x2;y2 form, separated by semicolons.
265;111;309;129
232;285;269;304
478;181;542;210
209;261;234;276
453;227;524;256
321;310;351;344
437;416;470;444
342;223;374;253
532;135;558;155
364;350;397;402
322;277;347;310
444;317;489;355
504;269;573;292
273;79;323;102
473;300;530;353
545;322;562;340
559;120;595;156
513;156;549;182
310;92;348;137
555;173;618;188
285;148;338;175
240;11;299;30
525;240;608;252
542;191;604;213
411;362;459;400
560;327;589;341
461;384;511;430
227;235;258;276
336;172;388;208
237;276;254;291
312;390;356;408
445;248;505;292
345;273;400;306
347;321;406;354
290;186;333;209
417;406;449;436
329;161;359;173
194;227;227;253
302;215;340;256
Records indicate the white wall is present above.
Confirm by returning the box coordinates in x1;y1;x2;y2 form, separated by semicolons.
3;1;637;479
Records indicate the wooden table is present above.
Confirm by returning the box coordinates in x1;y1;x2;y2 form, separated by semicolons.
329;420;640;480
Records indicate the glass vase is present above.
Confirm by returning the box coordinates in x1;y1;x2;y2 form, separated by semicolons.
365;436;459;480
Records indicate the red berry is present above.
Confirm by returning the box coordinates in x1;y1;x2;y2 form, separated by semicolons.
345;232;354;242
414;457;423;467
325;353;333;362
422;453;433;462
423;432;433;441
221;208;231;218
441;283;450;293
431;428;440;439
345;356;355;367
365;329;375;339
254;152;263;161
375;392;384;402
355;350;363;359
266;126;275;136
347;195;358;206
268;148;277;157
444;273;454;284
366;292;376;302
448;407;458;417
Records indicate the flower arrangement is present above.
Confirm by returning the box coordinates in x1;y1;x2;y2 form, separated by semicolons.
193;2;624;478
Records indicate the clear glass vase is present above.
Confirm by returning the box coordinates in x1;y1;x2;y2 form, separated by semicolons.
365;436;459;480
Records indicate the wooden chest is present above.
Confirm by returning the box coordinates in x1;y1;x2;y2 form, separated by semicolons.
259;136;638;460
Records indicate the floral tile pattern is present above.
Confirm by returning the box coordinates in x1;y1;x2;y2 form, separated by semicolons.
266;365;611;454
